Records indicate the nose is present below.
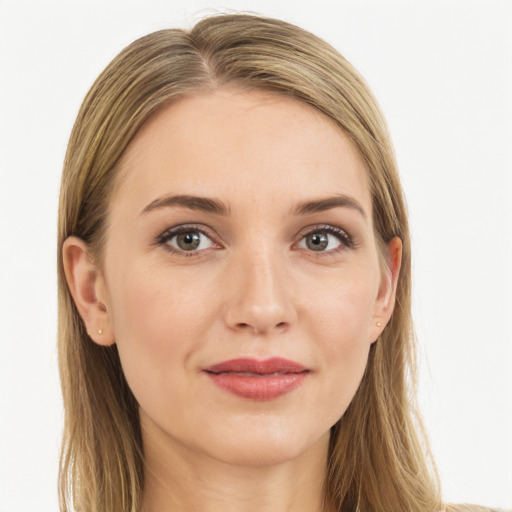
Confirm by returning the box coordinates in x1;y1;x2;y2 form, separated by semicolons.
223;247;296;336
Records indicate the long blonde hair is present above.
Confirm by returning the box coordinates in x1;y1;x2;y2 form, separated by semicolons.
58;13;442;512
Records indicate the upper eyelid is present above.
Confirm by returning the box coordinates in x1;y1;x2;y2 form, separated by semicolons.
296;226;353;250
155;223;354;251
295;223;349;237
157;224;217;241
154;225;220;257
294;224;352;242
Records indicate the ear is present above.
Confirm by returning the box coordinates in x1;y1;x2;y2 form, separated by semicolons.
62;236;115;346
370;236;402;343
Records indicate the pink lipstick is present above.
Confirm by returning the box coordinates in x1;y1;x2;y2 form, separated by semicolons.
203;357;309;400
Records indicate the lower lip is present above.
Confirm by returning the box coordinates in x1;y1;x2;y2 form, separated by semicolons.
205;372;308;400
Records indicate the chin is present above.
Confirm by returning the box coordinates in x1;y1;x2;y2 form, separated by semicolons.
204;426;330;468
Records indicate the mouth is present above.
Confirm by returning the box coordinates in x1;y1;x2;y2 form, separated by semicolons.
203;358;309;400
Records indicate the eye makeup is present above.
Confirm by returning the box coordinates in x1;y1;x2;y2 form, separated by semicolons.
152;221;356;259
294;224;355;253
153;223;220;257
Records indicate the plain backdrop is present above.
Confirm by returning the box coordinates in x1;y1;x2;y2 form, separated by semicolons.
1;1;511;510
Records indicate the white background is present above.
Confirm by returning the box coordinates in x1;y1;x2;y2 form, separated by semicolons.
1;1;511;510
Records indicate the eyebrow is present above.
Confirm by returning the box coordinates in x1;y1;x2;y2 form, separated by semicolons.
140;194;231;216
291;194;366;219
140;193;366;219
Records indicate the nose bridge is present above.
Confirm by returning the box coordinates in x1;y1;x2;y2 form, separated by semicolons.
224;241;294;335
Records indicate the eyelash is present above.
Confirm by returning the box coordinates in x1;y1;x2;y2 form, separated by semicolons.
154;224;218;258
154;223;355;258
299;224;355;254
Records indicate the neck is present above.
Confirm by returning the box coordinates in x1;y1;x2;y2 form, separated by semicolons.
140;413;331;512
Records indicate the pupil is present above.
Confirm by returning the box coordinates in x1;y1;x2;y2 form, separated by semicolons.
307;233;328;251
178;232;200;250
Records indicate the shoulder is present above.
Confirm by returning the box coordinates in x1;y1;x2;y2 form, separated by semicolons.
444;505;511;512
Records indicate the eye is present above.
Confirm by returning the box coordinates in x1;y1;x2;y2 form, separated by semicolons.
297;226;353;253
156;225;216;255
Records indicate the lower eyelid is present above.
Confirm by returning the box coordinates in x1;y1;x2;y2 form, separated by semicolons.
154;224;354;256
300;226;353;244
153;225;216;255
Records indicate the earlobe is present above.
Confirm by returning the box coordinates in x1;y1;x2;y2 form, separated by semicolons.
371;236;402;342
62;236;115;346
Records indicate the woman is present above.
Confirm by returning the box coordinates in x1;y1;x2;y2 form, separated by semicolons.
57;13;495;512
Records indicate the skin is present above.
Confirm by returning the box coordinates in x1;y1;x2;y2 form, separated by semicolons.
64;88;401;512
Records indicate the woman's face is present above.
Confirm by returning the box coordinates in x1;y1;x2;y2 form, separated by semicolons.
92;89;399;466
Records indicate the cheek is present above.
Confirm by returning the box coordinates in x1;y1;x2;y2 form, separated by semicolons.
106;262;218;407
303;267;378;415
304;265;378;347
110;258;216;343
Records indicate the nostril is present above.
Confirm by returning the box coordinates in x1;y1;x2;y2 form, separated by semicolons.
234;321;288;334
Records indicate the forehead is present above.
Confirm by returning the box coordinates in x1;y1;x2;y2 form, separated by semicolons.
112;89;371;218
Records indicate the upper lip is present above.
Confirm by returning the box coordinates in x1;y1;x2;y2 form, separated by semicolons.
204;357;308;375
